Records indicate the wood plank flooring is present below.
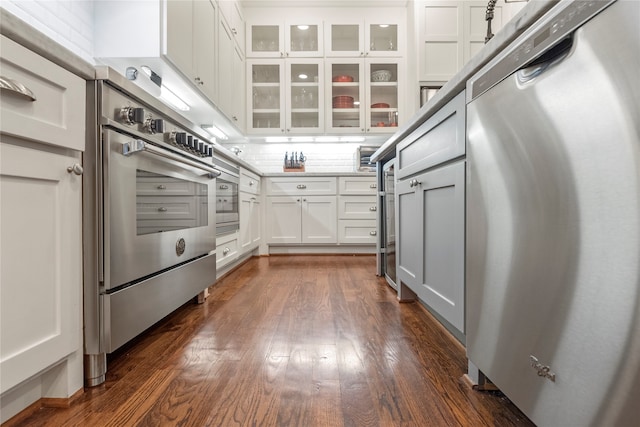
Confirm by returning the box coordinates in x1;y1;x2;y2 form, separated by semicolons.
5;255;534;426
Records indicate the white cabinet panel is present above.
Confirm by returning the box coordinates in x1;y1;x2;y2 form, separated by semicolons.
267;195;303;244
0;36;85;151
0;142;82;394
338;176;377;195
338;219;377;244
302;196;337;244
338;196;377;220
216;230;239;269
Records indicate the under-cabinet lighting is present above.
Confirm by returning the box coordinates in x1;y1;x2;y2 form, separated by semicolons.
160;85;190;111
379;24;389;28
290;137;314;143
315;136;341;142
340;136;366;142
298;73;308;79
297;25;309;30
265;137;290;143
202;125;228;140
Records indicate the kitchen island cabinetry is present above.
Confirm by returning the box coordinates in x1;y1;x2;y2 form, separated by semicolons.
0;34;85;422
395;90;466;338
266;177;337;246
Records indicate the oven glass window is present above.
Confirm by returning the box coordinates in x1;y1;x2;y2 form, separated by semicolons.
136;169;208;235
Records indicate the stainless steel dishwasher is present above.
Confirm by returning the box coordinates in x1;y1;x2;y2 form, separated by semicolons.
465;1;640;426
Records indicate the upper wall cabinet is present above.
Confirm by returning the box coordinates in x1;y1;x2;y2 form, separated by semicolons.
325;19;404;58
419;0;523;83
247;20;323;58
219;0;245;55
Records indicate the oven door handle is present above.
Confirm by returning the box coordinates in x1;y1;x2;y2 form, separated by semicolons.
122;139;221;178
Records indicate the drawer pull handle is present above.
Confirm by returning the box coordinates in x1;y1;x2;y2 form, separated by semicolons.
223;247;230;255
369;206;377;211
66;164;83;175
219;184;229;190
0;76;36;101
409;179;421;188
157;184;167;190
369;231;377;236
158;207;168;212
369;184;377;189
296;184;307;189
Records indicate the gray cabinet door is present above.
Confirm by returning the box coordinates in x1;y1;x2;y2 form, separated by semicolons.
396;160;465;333
417;161;465;333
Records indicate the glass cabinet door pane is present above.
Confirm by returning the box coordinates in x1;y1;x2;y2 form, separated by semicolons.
252;25;280;53
289;24;319;54
368;62;398;130
329;62;362;131
251;63;281;131
330;24;360;52
368;24;398;53
290;63;320;130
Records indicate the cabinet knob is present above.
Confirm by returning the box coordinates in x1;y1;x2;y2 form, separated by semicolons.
231;28;238;35
369;183;377;189
157;184;166;190
297;199;301;202
232;115;238;121
158;207;168;212
249;181;254;186
409;179;421;188
223;247;230;255
67;164;83;175
369;206;377;211
296;184;307;189
303;198;307;202
369;230;377;236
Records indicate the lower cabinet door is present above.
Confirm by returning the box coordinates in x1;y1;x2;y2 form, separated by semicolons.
267;196;302;244
302;196;337;244
0;142;82;394
397;177;421;289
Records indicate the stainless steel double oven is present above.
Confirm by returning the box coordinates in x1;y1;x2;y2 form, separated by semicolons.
84;67;221;386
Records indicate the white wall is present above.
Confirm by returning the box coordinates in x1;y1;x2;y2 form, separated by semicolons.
1;0;95;64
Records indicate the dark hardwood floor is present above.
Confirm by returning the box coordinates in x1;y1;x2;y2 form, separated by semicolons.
5;255;534;426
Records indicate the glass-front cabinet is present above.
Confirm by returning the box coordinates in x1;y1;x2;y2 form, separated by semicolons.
247;21;322;58
326;58;401;134
325;20;401;57
247;59;323;134
286;60;323;133
248;60;285;133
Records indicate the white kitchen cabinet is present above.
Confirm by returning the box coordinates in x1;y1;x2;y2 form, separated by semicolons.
397;161;465;333
247;20;323;58
0;35;84;405
239;168;261;253
216;230;240;270
337;176;377;245
266;177;337;245
167;0;218;101
419;0;512;83
325;18;404;58
219;0;245;55
219;16;245;128
326;58;403;133
267;196;337;244
247;59;324;134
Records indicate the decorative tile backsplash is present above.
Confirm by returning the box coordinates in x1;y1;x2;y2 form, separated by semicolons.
220;142;370;173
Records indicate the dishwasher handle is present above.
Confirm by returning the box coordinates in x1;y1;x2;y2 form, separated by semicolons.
517;36;574;83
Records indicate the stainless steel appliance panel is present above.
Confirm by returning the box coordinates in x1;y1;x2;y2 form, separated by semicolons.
105;129;216;289
466;1;640;426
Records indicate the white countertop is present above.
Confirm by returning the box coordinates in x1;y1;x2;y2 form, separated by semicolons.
370;0;561;163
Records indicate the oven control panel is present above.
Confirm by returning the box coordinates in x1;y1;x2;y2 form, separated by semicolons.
106;85;215;161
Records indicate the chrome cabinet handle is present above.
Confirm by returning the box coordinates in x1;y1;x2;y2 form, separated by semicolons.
219;184;229;190
66;164;83;175
231;28;238;35
369;206;377;211
369;183;377;189
157;184;167;190
158;207;168;212
223;247;230;255
0;76;36;101
296;184;307;189
409;179;421;188
369;230;377;236
303;198;307;202
249;180;254;186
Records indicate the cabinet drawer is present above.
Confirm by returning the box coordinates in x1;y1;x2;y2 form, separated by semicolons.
338;219;377;244
338;176;378;195
216;231;239;269
0;35;85;151
267;177;336;196
240;168;261;194
338;195;377;220
396;90;465;179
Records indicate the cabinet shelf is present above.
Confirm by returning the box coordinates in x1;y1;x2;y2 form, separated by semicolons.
370;81;398;87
